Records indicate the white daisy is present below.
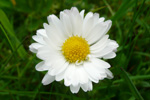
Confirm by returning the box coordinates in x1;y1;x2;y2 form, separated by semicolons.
29;7;119;93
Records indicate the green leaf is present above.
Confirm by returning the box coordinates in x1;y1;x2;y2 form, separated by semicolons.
111;0;136;21
0;9;26;59
120;68;144;100
0;0;13;8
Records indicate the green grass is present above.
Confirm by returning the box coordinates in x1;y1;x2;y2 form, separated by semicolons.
0;0;150;100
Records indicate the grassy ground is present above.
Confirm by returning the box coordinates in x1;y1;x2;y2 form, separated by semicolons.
0;0;150;100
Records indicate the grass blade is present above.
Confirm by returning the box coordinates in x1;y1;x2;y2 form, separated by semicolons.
111;0;136;21
120;67;144;100
0;9;26;59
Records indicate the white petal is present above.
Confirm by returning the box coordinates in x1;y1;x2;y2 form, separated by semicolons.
43;37;61;50
36;29;47;37
29;43;43;53
91;57;111;69
76;66;89;85
87;58;108;80
55;71;65;81
83;61;100;83
47;15;62;29
32;29;47;44
70;67;79;86
35;61;50;71
103;20;112;34
88;81;93;91
68;7;83;36
71;66;87;86
42;73;55;85
29;44;37;53
82;12;94;38
81;82;89;92
64;65;88;87
74;13;83;36
49;57;68;76
47;15;68;39
92;46;112;58
44;53;64;67
32;35;45;44
99;17;105;22
84;12;93;21
80;10;85;19
109;40;119;50
105;69;113;79
63;7;82;36
93;13;99;26
36;45;58;60
71;7;79;13
60;12;72;37
70;85;80;93
35;61;44;71
64;64;76;86
90;35;109;51
92;39;119;58
86;20;112;44
103;52;116;59
55;61;69;75
43;23;65;46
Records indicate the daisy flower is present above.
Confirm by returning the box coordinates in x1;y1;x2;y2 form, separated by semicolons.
29;7;119;93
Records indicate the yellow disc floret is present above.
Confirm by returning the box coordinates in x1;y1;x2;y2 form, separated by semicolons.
62;36;90;63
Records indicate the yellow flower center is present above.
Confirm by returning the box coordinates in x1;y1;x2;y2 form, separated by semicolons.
62;36;90;63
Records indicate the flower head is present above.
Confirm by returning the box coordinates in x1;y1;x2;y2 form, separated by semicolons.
29;7;119;93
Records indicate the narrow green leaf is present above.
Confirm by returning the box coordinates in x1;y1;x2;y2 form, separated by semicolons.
113;75;150;84
0;24;14;51
0;9;26;59
111;0;136;21
91;6;106;12
103;0;123;43
20;55;36;77
120;68;144;100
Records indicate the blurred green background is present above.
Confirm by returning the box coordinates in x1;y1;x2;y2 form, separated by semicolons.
0;0;150;100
